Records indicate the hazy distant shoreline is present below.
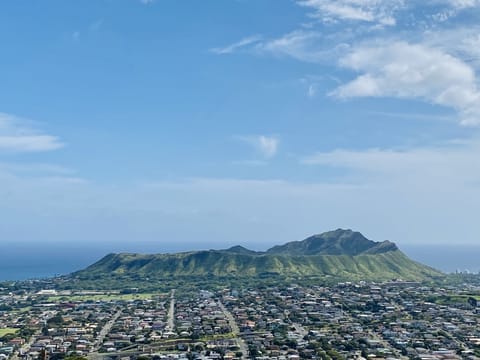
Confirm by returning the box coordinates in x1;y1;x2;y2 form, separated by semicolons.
402;244;480;275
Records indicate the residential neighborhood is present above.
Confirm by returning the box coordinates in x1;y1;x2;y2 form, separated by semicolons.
1;279;480;360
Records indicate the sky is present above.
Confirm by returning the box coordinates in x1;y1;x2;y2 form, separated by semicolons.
1;0;480;252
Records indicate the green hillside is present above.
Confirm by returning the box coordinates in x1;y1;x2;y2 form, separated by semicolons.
74;229;442;282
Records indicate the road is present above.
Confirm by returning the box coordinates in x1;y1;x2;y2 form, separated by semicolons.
292;323;308;338
218;300;249;359
166;289;175;331
93;309;122;351
11;333;37;360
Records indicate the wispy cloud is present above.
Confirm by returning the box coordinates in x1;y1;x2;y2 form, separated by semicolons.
236;135;280;159
258;30;351;63
447;0;480;9
297;0;405;26
210;0;480;128
0;135;64;152
301;137;480;187
232;159;269;167
423;27;480;68
89;19;103;32
331;41;480;126
430;1;480;23
211;30;351;62
307;84;318;98
210;35;262;55
0;113;64;152
0;162;75;176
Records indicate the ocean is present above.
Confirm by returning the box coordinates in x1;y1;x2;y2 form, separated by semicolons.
0;243;479;281
0;242;201;281
402;245;480;274
0;245;106;281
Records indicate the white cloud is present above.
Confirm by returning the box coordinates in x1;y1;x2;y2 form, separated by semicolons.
296;137;480;245
430;1;480;22
209;1;480;129
308;84;317;97
211;30;350;62
423;27;480;68
258;30;350;63
447;0;480;9
210;35;262;55
0;135;64;152
0;162;76;176
237;135;280;159
0;113;64;152
297;0;404;26
332;42;480;126
256;136;279;158
302;140;480;183
301;137;480;195
2;134;480;247
3;169;480;246
259;30;322;61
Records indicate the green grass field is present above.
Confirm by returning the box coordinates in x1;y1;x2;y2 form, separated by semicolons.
429;294;480;305
45;293;165;302
0;328;18;337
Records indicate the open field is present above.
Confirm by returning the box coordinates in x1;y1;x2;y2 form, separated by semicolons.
45;293;166;302
0;328;18;337
429;294;480;305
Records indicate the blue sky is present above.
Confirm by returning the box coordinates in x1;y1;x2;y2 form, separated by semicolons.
1;0;480;251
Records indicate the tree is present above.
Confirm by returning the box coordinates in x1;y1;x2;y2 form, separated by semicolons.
47;313;64;326
42;326;49;336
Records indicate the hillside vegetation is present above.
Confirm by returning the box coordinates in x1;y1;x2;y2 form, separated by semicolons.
74;229;442;282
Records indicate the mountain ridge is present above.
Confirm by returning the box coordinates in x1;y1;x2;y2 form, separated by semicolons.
74;229;442;281
265;229;397;256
